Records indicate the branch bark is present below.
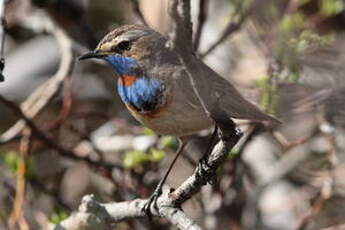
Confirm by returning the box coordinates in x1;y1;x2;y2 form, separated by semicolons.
55;130;240;230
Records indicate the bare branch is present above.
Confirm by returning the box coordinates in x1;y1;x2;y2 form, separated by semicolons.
8;129;32;230
193;0;208;51
129;0;148;26
55;194;202;230
171;132;239;205
0;95;123;170
55;130;240;230
0;0;6;82
46;75;73;130
0;16;75;143
169;0;194;53
200;8;250;58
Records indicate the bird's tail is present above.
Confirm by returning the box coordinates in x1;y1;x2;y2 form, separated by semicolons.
217;82;281;128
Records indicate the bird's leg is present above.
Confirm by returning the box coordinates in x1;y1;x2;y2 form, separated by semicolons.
196;126;219;184
143;138;187;218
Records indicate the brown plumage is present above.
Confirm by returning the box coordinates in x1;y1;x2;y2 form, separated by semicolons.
80;25;280;136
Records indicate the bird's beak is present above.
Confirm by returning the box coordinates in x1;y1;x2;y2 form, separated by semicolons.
78;50;106;61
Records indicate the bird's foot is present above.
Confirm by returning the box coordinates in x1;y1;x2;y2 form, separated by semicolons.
196;156;216;185
142;185;163;219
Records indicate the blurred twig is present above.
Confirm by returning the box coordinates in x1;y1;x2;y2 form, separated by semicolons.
68;124;106;162
318;116;338;167
0;0;5;82
46;75;73;130
0;14;75;144
297;179;333;230
272;129;318;151
0;95;123;170
321;223;345;230
129;0;148;26
297;116;338;229
29;178;72;211
8;129;32;230
200;1;251;58
193;0;208;51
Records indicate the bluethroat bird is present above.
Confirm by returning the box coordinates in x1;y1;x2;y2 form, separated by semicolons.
79;24;280;214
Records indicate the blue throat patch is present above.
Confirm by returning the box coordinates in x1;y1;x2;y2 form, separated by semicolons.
104;55;137;75
104;55;164;112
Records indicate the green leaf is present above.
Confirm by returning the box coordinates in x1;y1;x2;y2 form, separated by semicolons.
26;157;36;178
122;150;149;169
255;75;279;114
149;148;166;162
1;151;36;178
49;210;68;224
142;128;155;136
280;13;305;32
3;151;20;174
288;30;335;55
159;136;175;148
320;0;344;16
227;149;239;159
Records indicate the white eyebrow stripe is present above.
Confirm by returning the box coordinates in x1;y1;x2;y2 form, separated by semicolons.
97;30;150;50
118;30;150;41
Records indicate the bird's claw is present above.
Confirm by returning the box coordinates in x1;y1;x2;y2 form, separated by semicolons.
142;186;162;219
196;157;216;185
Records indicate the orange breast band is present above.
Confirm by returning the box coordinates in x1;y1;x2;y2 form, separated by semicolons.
118;75;137;87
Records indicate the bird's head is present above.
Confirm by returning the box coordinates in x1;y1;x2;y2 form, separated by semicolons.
79;25;167;75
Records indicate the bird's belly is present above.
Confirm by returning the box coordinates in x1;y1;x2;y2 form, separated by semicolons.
127;98;214;136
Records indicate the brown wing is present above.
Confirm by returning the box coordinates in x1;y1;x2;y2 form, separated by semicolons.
170;52;281;127
196;62;281;126
213;75;280;126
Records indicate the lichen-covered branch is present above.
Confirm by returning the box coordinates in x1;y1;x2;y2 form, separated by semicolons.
55;129;239;230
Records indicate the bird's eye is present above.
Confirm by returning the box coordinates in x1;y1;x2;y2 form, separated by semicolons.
117;41;131;51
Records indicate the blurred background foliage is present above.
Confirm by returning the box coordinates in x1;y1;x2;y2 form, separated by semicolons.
0;0;345;229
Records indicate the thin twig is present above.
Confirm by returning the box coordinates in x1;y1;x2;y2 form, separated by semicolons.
0;0;5;82
297;180;333;230
29;178;72;211
129;0;148;26
0;16;75;144
67;124;106;162
296;115;338;229
193;0;208;51
0;95;123;170
8;129;32;230
200;3;251;58
45;75;73;130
